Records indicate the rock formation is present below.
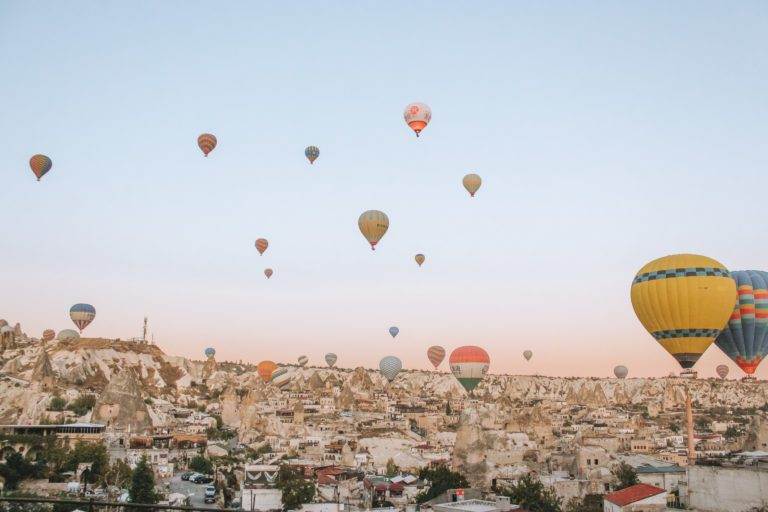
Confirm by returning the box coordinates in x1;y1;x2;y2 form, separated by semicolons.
91;368;152;433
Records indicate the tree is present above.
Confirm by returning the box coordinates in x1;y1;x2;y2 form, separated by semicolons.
189;455;213;474
564;494;602;512
275;465;315;511
66;395;96;416
129;455;158;504
104;459;133;488
724;425;741;440
385;458;400;477
0;451;36;490
612;462;638;491
500;473;561;512
49;396;66;412
415;464;469;504
669;422;681;434
64;442;108;483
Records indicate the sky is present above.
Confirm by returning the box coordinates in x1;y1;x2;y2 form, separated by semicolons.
1;1;767;378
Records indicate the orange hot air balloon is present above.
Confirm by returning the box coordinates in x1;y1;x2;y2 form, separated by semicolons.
255;238;268;255
415;254;425;267
197;133;217;157
403;103;432;137
257;360;277;383
29;154;52;181
264;268;273;279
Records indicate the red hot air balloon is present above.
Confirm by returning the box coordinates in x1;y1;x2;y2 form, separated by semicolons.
427;345;446;369
264;268;273;279
198;133;217;157
255;238;268;255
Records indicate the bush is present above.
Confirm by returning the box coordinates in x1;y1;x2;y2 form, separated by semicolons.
415;464;468;503
189;455;213;474
49;396;66;412
66;395;96;417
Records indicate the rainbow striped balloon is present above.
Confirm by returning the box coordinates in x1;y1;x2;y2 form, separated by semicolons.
197;133;217;157
427;345;445;368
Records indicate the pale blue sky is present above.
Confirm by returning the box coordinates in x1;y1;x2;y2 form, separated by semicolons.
2;1;767;377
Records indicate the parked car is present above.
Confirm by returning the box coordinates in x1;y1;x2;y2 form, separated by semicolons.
197;475;214;484
180;471;194;481
204;485;216;504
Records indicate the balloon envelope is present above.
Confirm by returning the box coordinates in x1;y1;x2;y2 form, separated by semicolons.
42;329;55;343
264;268;273;279
714;270;768;375
389;326;399;338
403;102;432;136
255;238;269;255
325;353;337;367
205;347;216;358
716;364;729;379
257;361;277;383
358;210;389;250
297;355;308;367
198;133;217;156
630;254;736;369
463;174;482;197
57;329;80;341
415;254;425;267
29;154;52;181
523;350;533;361
379;356;402;383
614;365;628;379
449;346;490;392
427;345;446;368
70;303;96;332
305;146;319;164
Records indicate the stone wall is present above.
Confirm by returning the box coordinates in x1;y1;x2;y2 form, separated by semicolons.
687;466;768;512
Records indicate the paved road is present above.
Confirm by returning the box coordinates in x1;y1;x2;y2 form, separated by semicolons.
169;475;220;508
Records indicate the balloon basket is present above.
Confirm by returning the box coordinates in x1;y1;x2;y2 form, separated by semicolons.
679;369;698;379
741;375;757;382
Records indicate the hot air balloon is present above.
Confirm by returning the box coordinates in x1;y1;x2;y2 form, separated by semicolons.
57;329;79;341
427;345;446;369
379;356;402;383
523;350;533;361
297;355;308;367
42;329;55;343
449;346;490;393
389;326;399;338
403;102;432;137
614;365;628;379
630;254;736;369
198;133;217;157
29;154;52;181
714;270;768;376
325;353;337;367
358;210;389;250
264;268;273;279
463;174;482;197
255;238;268;255
272;367;290;388
69;304;96;333
415;254;425;267
305;146;319;164
716;364;729;379
257;361;277;383
205;347;216;358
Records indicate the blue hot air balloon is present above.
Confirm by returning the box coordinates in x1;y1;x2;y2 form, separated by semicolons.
70;303;96;332
205;347;216;358
379;356;402;383
715;270;768;376
305;146;320;164
389;326;399;338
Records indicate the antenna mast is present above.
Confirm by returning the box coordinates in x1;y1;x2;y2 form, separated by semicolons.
142;317;148;344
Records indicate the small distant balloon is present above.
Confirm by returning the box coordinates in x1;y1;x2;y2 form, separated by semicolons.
463;174;482;197
325;353;337;367
57;329;80;341
358;210;389;250
415;254;425;267
205;347;216;358
305;146;319;164
523;350;533;361
42;329;55;343
716;364;729;380
198;133;217;157
379;356;402;383
389;326;399;338
29;155;52;181
403;102;432;137
70;303;96;333
427;345;446;368
297;355;308;367
255;238;269;255
614;365;628;379
264;268;273;279
257;360;277;383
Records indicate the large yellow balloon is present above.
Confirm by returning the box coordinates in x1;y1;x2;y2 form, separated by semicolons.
630;254;736;369
358;210;389;250
463;174;481;197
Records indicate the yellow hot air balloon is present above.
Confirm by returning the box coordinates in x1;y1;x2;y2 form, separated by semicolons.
463;173;481;197
415;254;425;267
358;210;389;250
630;254;737;369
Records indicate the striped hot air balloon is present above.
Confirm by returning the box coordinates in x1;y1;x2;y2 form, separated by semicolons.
714;270;768;376
427;345;446;368
205;347;216;358
297;355;308;367
305;146;319;164
29;154;52;181
198;133;217;156
379;356;402;383
264;268;273;279
358;210;389;250
255;238;268;255
57;329;79;341
449;346;490;393
614;365;628;379
415;254;425;267
271;366;289;388
69;304;96;333
463;174;482;197
42;329;55;343
716;364;729;379
257;361;277;383
403;102;431;137
630;254;736;369
325;353;337;367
